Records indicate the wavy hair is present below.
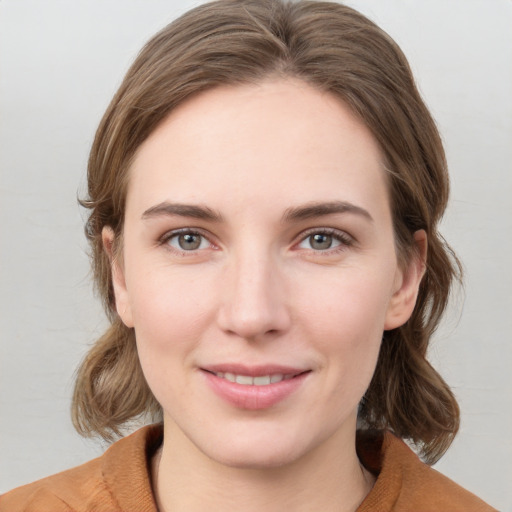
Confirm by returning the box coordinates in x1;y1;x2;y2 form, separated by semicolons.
73;0;461;464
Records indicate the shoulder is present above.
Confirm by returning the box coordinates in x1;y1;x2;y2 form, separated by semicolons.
0;425;162;512
0;455;109;512
357;431;498;512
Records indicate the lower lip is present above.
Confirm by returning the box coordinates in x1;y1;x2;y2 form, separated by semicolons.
202;371;310;410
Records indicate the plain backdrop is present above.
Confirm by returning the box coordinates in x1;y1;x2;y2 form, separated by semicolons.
1;0;511;509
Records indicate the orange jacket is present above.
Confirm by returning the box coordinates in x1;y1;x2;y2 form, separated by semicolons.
0;425;496;511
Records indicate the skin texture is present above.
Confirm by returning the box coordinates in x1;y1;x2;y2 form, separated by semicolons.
104;79;426;511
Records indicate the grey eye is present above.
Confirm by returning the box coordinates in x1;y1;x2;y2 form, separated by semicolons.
298;232;343;251
309;233;334;250
168;232;209;251
179;233;202;250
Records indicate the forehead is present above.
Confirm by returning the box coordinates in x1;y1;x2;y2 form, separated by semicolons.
126;79;389;219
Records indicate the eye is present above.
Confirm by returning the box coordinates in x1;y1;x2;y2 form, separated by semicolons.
164;230;211;252
301;233;340;250
296;229;352;252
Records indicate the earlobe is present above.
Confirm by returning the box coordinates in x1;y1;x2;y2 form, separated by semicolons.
102;226;134;328
384;230;427;330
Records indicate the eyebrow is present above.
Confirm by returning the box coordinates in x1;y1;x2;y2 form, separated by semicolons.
141;200;372;223
282;201;373;223
141;202;223;222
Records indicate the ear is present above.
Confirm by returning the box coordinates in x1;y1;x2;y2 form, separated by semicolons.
384;230;427;330
102;226;134;328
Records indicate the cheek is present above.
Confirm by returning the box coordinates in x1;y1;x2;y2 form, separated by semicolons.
301;267;393;340
297;267;393;385
126;267;218;407
126;265;217;358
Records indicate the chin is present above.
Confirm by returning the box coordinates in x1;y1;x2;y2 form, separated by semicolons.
207;441;304;470
195;420;336;471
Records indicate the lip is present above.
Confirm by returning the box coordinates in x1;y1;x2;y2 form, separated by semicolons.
202;363;308;377
201;364;310;410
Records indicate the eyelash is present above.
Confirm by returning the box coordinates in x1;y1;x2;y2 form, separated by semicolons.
159;226;354;256
159;228;215;255
294;227;354;254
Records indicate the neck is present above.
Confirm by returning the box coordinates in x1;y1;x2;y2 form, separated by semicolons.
152;420;375;512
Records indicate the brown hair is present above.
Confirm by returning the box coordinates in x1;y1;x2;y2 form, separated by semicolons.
73;0;461;464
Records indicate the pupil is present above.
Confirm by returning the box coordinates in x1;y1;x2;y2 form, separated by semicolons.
311;233;332;250
179;233;201;250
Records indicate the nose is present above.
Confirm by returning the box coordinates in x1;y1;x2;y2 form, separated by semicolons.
216;249;291;341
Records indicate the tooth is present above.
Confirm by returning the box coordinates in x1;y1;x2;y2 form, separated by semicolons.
216;372;291;385
235;375;254;385
253;376;271;386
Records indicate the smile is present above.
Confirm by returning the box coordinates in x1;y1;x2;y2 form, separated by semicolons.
203;367;310;410
212;372;294;386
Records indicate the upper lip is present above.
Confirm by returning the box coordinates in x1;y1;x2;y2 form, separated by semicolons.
201;364;309;377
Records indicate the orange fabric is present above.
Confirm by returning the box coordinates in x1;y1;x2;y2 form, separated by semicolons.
1;425;496;512
356;431;497;511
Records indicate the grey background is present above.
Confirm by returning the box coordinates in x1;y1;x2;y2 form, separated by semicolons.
1;1;511;509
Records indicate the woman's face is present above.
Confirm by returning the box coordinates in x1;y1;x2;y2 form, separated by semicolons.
108;79;423;469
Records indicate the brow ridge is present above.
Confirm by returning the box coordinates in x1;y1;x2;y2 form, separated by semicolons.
282;201;373;222
142;200;372;223
141;202;223;222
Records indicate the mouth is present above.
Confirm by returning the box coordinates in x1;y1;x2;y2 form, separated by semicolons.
206;371;302;386
201;365;311;410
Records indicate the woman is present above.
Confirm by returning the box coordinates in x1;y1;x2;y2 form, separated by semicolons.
0;0;498;510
